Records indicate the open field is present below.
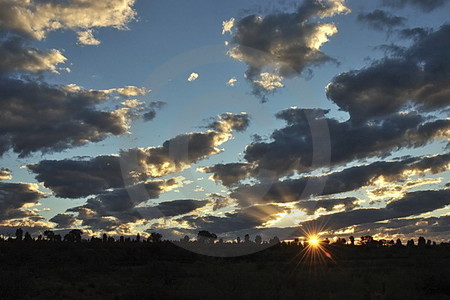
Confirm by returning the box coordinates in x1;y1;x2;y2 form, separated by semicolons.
0;242;449;299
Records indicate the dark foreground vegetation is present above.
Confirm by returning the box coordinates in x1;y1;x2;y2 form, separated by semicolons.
0;230;449;299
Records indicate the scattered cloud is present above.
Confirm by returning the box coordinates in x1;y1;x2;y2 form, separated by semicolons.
49;213;77;228
222;17;235;34
0;168;11;180
0;0;136;42
296;197;359;215
187;72;199;82
0;182;45;221
357;10;406;31
28;113;250;198
301;189;450;231
226;77;238;87
0;35;67;73
0;78;133;157
228;0;350;100
77;29;101;45
326;25;450;122
381;0;450;12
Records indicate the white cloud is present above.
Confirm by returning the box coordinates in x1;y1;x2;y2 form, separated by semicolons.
187;72;199;82
254;73;284;91
0;0;137;43
226;77;237;87
222;17;235;34
77;29;101;46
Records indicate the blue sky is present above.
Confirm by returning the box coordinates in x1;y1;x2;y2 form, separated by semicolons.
0;0;449;242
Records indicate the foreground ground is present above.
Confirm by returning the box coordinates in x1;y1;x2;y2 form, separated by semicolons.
0;242;449;299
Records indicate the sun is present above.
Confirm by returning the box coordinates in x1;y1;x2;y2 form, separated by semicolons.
308;236;319;246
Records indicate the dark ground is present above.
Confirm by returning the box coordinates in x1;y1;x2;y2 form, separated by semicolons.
0;242;449;300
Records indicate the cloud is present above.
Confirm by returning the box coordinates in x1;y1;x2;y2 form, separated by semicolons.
357;10;405;31
242;108;448;179
326;25;450;122
301;189;450;231
77;29;100;46
28;155;125;199
0;182;45;221
177;204;290;234
0;0;136;43
29;113;250;198
253;73;284;91
187;72;199;82
49;213;77;228
228;0;350;100
68;181;209;232
229;153;450;206
0;168;11;180
381;0;450;12
105;86;150;97
0;35;67;73
226;77;237;87
222;18;235;34
0;77;134;157
200;163;256;187
143;101;166;121
296;197;359;215
343;215;450;240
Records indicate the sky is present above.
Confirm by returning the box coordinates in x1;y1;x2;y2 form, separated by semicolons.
0;0;449;242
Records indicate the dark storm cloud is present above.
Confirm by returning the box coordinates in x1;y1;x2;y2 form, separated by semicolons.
0;182;45;221
228;0;349;100
301;189;450;231
178;204;290;234
49;213;77;228
381;0;450;12
357;10;405;31
326;25;450;122
29;113;250;198
242;108;448;178
296;197;359;215
230;153;450;206
0;77;132;157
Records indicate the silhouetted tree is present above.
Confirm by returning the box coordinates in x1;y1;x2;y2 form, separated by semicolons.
182;235;190;243
349;236;355;245
102;233;108;243
255;235;262;244
24;232;32;242
136;233;141;242
407;239;415;247
237;236;241;244
418;236;426;247
395;238;403;246
244;234;250;243
197;231;217;244
65;229;83;242
54;234;62;242
270;236;280;244
150;232;162;243
120;236;124;243
427;239;432;247
15;228;23;241
44;230;55;241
